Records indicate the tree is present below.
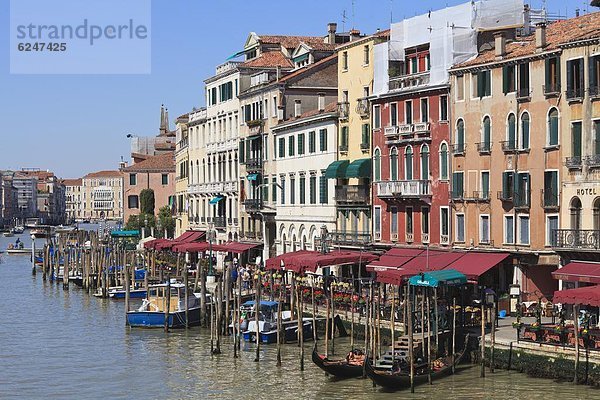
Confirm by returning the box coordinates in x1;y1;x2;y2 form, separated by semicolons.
125;213;156;232
157;205;175;238
140;189;155;215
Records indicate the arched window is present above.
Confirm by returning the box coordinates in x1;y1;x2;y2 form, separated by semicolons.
195;160;199;184
373;148;381;181
520;112;530;150
570;197;582;230
405;146;413;180
456;119;465;152
420;144;429;180
594;198;600;231
390;147;398;181
202;159;206;183
507;113;516;149
482;116;491;151
548;108;559;146
439;142;448;180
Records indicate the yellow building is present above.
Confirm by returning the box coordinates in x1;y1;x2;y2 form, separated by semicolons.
328;29;388;247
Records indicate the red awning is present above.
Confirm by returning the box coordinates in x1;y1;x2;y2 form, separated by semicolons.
552;261;600;284
367;248;424;272
397;250;457;274
265;250;378;274
155;230;206;251
143;238;170;250
173;242;209;253
211;241;262;254
444;252;509;280
375;269;405;285
553;285;600;307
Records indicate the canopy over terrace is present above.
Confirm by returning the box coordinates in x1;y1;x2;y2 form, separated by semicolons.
408;269;467;288
266;250;378;274
553;285;600;307
210;241;262;254
153;231;205;251
143;238;170;250
552;261;600;284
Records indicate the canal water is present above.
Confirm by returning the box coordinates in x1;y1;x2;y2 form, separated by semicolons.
0;233;598;399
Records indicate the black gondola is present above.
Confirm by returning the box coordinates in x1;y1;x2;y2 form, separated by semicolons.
311;347;365;379
365;334;470;390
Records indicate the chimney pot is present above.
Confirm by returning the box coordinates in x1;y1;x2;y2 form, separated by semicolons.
535;22;547;52
494;32;506;60
327;23;337;44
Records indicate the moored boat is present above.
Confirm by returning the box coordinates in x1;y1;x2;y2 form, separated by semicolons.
240;300;314;344
6;248;32;254
311;347;365;378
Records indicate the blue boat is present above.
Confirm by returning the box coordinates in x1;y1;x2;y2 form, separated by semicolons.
109;288;147;299
240;300;314;344
126;281;202;328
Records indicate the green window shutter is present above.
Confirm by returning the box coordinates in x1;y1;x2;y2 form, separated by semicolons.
482;172;489;198
590;56;598;88
483;118;491;146
477;72;483;97
298;133;305;155
522;115;530;149
572;122;582;158
579;57;585;90
544;58;551;88
299;177;305;204
310;176;316;204
556;57;561;88
508;115;516;148
272;178;277;202
549;110;559;146
309;131;315;153
502;66;509;94
519;63;530;91
320;129;327;151
263;177;269;200
239;140;245;163
362;124;370;146
289;136;295;156
566;60;573;92
319;175;328;204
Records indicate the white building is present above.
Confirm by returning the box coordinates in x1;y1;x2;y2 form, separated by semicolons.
271;103;338;255
64;178;83;223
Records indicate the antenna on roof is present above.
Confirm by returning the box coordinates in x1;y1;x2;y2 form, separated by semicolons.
351;0;355;30
390;0;393;24
341;10;347;33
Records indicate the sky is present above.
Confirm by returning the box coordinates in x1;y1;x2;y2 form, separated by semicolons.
0;0;583;178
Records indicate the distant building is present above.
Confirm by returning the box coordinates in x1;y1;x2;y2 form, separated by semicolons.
82;170;123;221
121;151;175;222
0;173;17;227
11;172;38;219
130;105;177;164
17;168;66;225
63;178;83;223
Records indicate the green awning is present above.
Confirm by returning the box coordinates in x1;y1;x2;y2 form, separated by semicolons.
247;173;259;181
209;196;224;205
110;230;140;238
345;158;372;178
324;160;349;179
408;269;467;288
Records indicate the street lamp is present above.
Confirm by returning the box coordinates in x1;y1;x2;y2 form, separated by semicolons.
207;222;216;276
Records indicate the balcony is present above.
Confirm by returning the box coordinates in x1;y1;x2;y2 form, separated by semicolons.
338;101;350;120
224;181;238;192
376;180;431;199
360;142;370;151
413;122;430;136
398;124;413;136
472;191;491;202
497;191;513;202
501;141;517;153
553;229;600;251
440;234;449;245
566;87;584;102
586;155;600;168
339;144;349;152
590;86;600;99
389;71;430;91
245;157;263;172
565;156;583;170
540;189;559;210
450;190;464;201
450;143;465;156
543;82;561;96
329;230;372;246
513;191;530;209
384;126;399;137
243;199;263;212
516;87;531;102
214;216;226;228
476;142;492;154
356;98;369;118
335;185;369;204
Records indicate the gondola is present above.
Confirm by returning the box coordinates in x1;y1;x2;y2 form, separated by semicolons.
365;334;469;390
311;347;365;379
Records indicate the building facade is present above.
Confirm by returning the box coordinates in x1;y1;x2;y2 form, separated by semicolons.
174;112;191;236
64;178;83;223
0;173;17;227
82;171;123;221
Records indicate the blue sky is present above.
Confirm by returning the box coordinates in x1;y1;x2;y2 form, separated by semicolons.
0;0;582;178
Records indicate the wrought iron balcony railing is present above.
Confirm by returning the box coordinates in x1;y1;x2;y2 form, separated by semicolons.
565;156;583;169
543;82;561;96
566;87;584;101
476;142;492;153
501;141;517;152
552;229;600;250
329;230;372;246
450;143;465;155
335;185;369;204
243;199;263;211
586;155;600;168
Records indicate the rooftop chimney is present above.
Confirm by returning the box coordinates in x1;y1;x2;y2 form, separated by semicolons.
327;22;337;44
494;32;506;60
535;22;547;52
576;8;580;17
350;29;361;42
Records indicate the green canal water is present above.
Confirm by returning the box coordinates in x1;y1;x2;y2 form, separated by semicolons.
0;234;598;399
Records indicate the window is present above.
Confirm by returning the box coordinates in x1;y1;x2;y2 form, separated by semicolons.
309;131;316;153
340;126;349;150
520;112;530;150
504;215;515;244
404;146;413;180
473;70;491;97
440;143;449;180
391;206;398;234
318;94;325;111
161;174;168;185
406;207;413;234
590;55;600;96
211;87;217;105
390;147;398;180
456;119;465;152
420;144;429;180
363;86;370;98
502;65;516;94
421;207;430;235
128;195;139;209
572;122;582;160
420;98;428;123
363;45;369;65
440;207;449;238
129;173;137;186
515;172;530;208
239;140;246;163
518;215;530;245
452;171;464;199
290;176;295;204
342;51;348;70
272;176;277;202
405;101;413;124
456;75;465;101
294;100;302;117
480;215;490;244
456;214;465;242
544;170;559;207
273;96;277;116
319;174;328;204
595;120;600;156
507;113;516;150
440;95;448;121
319;129;327;151
571;197;582;230
518;62;530;97
298;133;305;155
299;176;305;204
546;215;559;246
373;105;381;128
390;103;398;126
481;116;491;151
263;177;269;201
544;56;561;94
309;176;316;204
278;137;285;158
280;177;286;204
288;136;295;156
410;57;418;74
481;171;490;199
361;124;370;148
501;171;514;200
548;108;559;146
374;148;381;181
566;58;584;99
374;206;381;238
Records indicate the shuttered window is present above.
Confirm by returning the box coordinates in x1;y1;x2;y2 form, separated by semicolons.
308;131;316;153
319;129;327;151
502;65;516;94
548;108;559;146
278;138;285;158
319;174;328;204
361;124;370;147
572;122;582;158
239;140;245;163
298;133;305;155
309;176;316;204
452;172;464;198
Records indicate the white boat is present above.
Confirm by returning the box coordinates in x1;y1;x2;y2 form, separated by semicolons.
3;232;14;237
12;226;25;234
6;248;32;254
